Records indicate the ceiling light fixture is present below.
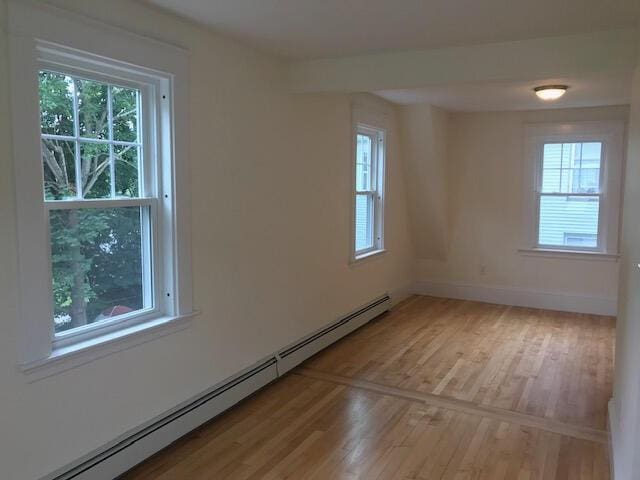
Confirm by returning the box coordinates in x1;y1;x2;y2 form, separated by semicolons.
534;85;568;101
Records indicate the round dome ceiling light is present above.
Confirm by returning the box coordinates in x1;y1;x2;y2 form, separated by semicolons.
534;85;568;101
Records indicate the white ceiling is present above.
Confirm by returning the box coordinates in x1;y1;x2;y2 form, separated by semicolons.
374;72;633;111
146;0;639;60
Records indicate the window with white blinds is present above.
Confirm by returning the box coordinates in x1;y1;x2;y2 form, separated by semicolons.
353;125;385;259
522;122;624;257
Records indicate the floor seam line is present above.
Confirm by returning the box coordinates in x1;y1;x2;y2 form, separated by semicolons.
293;367;608;444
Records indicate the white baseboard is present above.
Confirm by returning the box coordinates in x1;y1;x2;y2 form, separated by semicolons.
389;282;414;306
608;398;636;480
413;279;617;316
608;399;618;480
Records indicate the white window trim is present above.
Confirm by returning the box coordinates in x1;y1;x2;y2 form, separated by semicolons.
351;122;386;262
8;1;194;376
521;121;625;258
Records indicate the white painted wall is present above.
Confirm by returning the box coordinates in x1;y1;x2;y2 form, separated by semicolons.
0;1;414;478
611;27;640;480
400;104;449;260
414;106;629;304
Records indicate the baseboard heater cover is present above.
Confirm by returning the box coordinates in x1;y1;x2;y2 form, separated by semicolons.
48;358;278;480
45;294;390;480
277;294;391;374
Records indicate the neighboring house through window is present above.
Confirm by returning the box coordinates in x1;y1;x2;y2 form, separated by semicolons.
522;122;624;256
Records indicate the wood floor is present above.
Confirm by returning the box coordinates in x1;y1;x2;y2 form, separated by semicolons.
123;296;615;480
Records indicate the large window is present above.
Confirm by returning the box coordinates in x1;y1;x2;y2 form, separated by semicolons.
40;71;154;336
9;11;192;373
353;124;385;259
522;122;624;256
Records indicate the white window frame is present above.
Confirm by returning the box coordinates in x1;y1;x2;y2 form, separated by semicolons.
8;1;194;376
520;121;624;258
352;123;386;261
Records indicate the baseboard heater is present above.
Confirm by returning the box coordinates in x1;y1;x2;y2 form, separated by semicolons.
45;294;391;480
276;294;391;374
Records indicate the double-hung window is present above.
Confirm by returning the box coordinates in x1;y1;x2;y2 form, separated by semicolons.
353;124;385;260
537;142;603;249
40;68;156;338
522;122;624;256
9;5;192;373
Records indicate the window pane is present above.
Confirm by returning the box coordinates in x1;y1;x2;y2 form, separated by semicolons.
112;86;139;142
571;167;600;194
49;207;148;334
538;195;600;248
39;71;75;136
356;134;373;191
114;145;139;197
542;144;562;169
77;78;109;139
582;142;602;161
355;193;374;252
41;139;77;200
541;168;561;193
561;143;576;169
541;142;602;194
81;142;111;199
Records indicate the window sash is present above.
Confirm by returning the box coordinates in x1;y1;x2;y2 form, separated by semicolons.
44;197;154;209
50;201;159;347
39;69;147;201
536;141;605;194
356;132;377;192
355;192;377;254
534;140;606;252
353;124;385;258
38;61;163;344
42;133;141;148
535;192;603;251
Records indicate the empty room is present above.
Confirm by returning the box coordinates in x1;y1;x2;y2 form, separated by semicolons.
2;0;640;479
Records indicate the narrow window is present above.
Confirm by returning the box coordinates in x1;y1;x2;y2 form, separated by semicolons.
353;125;385;259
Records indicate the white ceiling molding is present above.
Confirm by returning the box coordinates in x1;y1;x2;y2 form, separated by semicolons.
288;30;638;94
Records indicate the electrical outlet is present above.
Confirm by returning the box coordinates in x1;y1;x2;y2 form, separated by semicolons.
480;265;487;275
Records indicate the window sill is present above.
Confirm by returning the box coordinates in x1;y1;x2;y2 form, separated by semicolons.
352;248;387;264
20;311;198;382
518;248;619;262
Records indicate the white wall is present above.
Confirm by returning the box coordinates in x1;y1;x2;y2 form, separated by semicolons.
414;105;629;304
611;27;640;480
0;1;414;478
400;104;449;260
